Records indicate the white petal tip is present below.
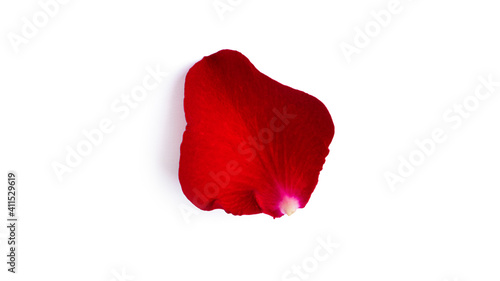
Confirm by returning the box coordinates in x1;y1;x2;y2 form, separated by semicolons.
280;196;299;216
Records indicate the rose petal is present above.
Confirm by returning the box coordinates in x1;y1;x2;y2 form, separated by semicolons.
179;49;334;218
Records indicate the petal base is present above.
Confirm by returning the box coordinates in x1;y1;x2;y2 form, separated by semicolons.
279;196;299;216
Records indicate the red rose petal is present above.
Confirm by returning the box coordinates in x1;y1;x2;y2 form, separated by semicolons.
179;49;334;218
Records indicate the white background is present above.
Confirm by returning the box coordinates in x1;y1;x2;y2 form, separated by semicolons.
1;0;500;281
